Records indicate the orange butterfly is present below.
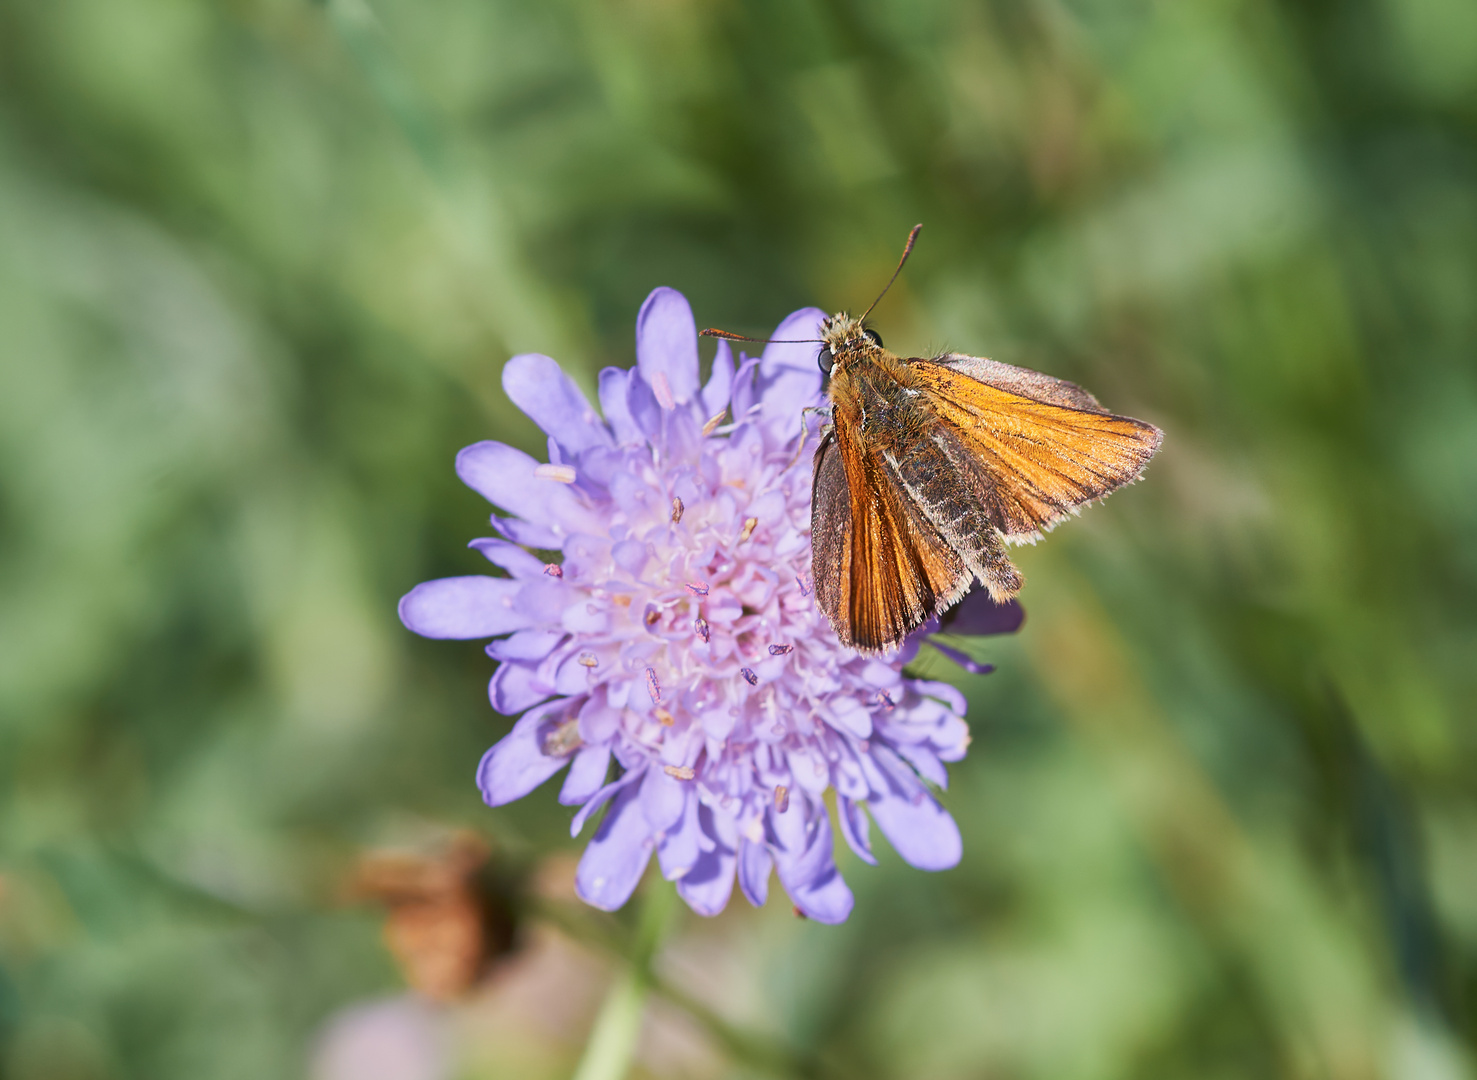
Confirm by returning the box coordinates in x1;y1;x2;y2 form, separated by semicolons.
706;226;1163;653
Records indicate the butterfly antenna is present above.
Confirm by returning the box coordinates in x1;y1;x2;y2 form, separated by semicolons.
699;328;821;345
859;223;922;322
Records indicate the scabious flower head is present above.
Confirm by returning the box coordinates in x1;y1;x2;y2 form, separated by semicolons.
400;288;1001;923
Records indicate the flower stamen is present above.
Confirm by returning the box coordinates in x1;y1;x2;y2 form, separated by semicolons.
739;517;758;542
774;785;790;813
741;668;758;686
533;464;577;484
544;563;564;578
768;643;793;656
664;764;695;780
645;666;662;703
671;496;684;523
694;616;710;642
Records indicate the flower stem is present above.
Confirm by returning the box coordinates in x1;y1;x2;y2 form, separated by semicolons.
570;968;647;1080
570;881;677;1080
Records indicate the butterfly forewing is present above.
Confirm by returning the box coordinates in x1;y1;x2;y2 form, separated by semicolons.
812;427;969;652
912;356;1163;541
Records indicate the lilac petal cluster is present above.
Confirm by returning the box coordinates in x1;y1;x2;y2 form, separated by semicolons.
400;288;982;923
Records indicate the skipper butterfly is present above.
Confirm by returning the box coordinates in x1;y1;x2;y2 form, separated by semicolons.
705;226;1163;652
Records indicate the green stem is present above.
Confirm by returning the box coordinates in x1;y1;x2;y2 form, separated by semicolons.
537;889;827;1079
569;882;677;1080
570;968;649;1080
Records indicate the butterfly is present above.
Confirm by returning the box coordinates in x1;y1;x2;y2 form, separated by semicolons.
705;226;1163;653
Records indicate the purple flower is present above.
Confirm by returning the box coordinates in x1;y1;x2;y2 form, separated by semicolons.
399;287;1013;923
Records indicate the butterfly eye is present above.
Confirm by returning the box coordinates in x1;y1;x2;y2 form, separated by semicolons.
817;347;835;374
864;329;883;347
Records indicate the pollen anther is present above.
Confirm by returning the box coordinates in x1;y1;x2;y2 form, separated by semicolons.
533;464;577;484
739;517;758;541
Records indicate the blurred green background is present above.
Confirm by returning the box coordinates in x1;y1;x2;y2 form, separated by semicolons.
2;0;1476;1077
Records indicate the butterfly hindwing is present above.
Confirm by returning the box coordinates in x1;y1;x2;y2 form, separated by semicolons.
879;423;1026;603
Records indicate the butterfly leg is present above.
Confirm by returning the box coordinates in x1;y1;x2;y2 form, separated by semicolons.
782;406;833;473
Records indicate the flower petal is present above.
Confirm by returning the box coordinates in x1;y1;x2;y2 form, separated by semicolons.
676;806;736;916
641;769;687;832
571;767;643;836
677;846;737;916
399;576;529;639
491;516;563;550
612;539;648;576
489;662;552;715
912;679;968;717
456;441;599;536
636;287;699;405
658;794;701;881
825;698;873;739
836;796;878;866
469;538;549;579
868;790;962;871
486;629;565;663
476;705;570;807
757;308;827;433
701;338;734;417
575;780;656;911
728;356;762;423
737;837;772;908
560;745;611;806
939;591;1025;636
626;371;662;439
599;368;641;445
772;808;854;924
925;638;996;675
502;354;612;454
896;741;949;789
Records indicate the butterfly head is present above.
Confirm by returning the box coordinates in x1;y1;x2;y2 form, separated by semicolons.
817;313;884;376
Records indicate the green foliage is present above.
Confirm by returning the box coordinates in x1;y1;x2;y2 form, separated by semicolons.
1;0;1474;1076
